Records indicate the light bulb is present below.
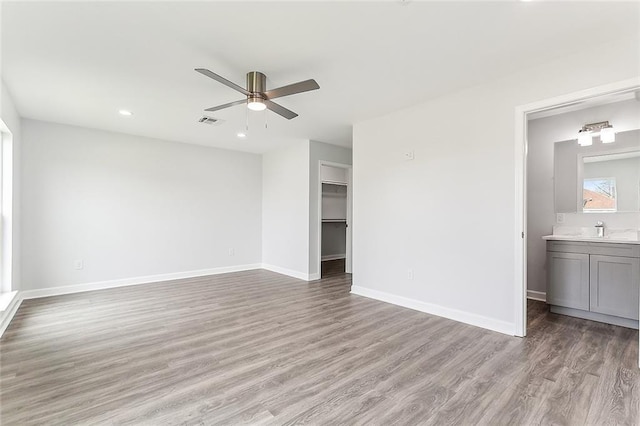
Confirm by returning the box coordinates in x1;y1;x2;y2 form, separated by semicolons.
600;126;615;143
578;130;592;146
247;99;266;111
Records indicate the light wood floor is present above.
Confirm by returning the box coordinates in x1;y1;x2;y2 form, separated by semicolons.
1;270;638;425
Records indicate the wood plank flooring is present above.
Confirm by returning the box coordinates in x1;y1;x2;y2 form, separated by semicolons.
0;270;638;425
321;259;345;277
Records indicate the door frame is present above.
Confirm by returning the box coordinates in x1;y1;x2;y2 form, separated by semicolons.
0;119;13;296
317;161;353;277
514;77;640;340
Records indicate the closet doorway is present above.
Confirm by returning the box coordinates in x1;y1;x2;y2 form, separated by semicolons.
318;162;352;278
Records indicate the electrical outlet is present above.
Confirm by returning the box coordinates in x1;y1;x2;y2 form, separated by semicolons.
404;151;415;161
407;268;414;280
228;248;235;256
556;213;565;224
74;259;84;270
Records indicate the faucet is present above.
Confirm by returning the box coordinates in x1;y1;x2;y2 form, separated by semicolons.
595;221;605;238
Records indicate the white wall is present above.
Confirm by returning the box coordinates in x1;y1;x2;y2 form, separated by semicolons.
309;141;352;278
21;119;262;290
19;120;352;289
1;80;21;293
262;140;311;279
527;101;640;294
352;36;639;334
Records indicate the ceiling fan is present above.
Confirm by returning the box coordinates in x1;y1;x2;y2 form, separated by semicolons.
195;69;320;120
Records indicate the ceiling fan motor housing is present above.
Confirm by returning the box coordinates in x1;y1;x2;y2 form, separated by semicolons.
247;71;266;98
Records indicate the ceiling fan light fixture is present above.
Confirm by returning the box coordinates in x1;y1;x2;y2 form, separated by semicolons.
247;98;267;111
196;68;318;120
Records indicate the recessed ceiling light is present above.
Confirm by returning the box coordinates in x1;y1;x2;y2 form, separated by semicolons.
118;110;133;116
237;132;247;139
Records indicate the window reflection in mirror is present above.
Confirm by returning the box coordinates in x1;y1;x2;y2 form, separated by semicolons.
581;150;640;213
583;177;617;212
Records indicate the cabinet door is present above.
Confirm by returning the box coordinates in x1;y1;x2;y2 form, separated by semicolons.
547;252;590;310
590;255;640;320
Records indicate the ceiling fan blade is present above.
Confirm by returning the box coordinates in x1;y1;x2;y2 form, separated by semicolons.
263;79;319;100
204;99;247;112
264;100;298;120
195;68;250;96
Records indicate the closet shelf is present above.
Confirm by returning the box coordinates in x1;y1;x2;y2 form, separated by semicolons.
322;219;347;223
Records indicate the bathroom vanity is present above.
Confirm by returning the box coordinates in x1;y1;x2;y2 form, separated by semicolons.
544;233;640;329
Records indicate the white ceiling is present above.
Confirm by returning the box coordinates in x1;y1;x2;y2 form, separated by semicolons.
2;1;639;153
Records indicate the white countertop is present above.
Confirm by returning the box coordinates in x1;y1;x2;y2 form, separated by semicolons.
542;234;640;245
542;226;640;245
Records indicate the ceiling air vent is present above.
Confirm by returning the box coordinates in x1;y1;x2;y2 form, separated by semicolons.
198;116;223;126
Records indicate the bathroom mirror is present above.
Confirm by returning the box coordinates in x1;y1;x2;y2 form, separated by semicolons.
554;129;640;213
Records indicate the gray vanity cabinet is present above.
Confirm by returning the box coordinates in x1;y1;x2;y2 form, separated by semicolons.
546;240;640;328
590;255;640;320
546;252;590;310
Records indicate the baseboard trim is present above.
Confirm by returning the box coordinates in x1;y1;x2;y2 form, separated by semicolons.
350;286;516;336
527;290;547;302
261;264;313;281
321;254;346;261
0;291;23;337
0;290;18;312
20;263;263;300
550;305;638;329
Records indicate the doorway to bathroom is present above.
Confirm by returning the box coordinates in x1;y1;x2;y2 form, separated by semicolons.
515;78;640;343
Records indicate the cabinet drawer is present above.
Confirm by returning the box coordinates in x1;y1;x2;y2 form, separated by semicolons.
547;241;640;258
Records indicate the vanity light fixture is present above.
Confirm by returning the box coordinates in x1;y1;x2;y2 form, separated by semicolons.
577;121;615;146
